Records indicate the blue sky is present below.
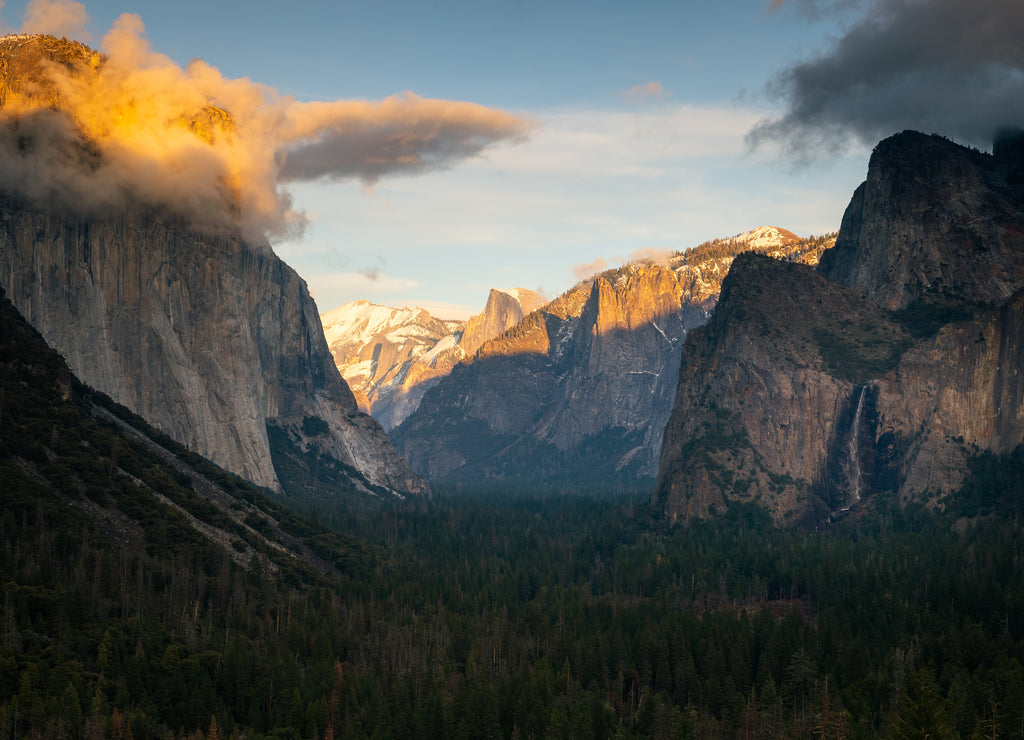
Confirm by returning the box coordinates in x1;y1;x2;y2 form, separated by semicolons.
5;0;1001;319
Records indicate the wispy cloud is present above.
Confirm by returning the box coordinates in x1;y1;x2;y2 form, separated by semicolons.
622;81;670;104
572;258;607;281
629;247;674;267
305;270;420;302
479;104;764;178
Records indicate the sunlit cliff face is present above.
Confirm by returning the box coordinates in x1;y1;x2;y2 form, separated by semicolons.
0;16;530;243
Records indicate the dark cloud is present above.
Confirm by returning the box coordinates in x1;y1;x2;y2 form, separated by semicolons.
279;95;531;184
354;260;382;284
749;0;1024;156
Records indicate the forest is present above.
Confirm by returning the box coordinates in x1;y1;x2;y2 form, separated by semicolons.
4;478;1024;738
3;291;1024;739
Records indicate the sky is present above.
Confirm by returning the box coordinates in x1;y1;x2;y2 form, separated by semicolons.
2;0;1022;319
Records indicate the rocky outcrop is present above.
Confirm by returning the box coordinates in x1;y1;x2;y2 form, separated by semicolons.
657;132;1024;524
322;300;465;430
819;131;1024;310
872;288;1024;501
0;197;426;498
393;230;828;489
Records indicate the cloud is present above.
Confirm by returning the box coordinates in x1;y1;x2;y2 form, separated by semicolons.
280;95;531;184
21;0;89;39
0;6;531;243
478;105;763;178
358;265;382;281
623;81;670;104
629;247;673;267
308;271;420;295
749;0;1024;156
572;258;607;281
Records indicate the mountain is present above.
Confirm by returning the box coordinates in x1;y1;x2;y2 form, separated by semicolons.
459;287;547;356
0;285;376;587
657;131;1024;524
0;34;425;500
392;227;831;490
322;288;544;431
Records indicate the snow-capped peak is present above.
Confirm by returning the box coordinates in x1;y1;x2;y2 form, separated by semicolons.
727;226;800;250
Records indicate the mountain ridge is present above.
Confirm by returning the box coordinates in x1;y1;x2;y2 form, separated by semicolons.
392;227;832;489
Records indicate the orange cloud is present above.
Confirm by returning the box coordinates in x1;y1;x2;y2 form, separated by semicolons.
0;5;532;243
623;81;670;104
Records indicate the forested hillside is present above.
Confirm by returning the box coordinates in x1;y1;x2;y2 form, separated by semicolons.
3;287;1024;738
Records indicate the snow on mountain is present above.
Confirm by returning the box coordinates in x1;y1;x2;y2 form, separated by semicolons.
321;301;455;352
728;225;801;250
322;288;545;431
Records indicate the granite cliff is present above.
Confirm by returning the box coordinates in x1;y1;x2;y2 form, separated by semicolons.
0;194;426;499
393;228;830;489
0;34;425;499
656;253;912;524
459;288;547;357
657;132;1024;524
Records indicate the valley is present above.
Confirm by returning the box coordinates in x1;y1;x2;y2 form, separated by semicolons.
1;23;1024;740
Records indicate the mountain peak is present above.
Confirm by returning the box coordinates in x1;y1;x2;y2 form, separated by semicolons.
727;225;801;249
460;288;546;358
819;131;1024;309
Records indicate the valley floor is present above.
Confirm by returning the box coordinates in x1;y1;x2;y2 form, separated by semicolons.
4;476;1024;739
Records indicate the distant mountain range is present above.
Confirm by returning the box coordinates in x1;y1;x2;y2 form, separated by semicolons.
322;288;545;431
372;227;832;490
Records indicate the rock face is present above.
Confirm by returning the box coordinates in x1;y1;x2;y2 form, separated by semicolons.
393;229;829;489
0;34;425;500
657;132;1024;524
819;131;1024;310
459;288;547;357
872;289;1024;502
656;253;912;524
322;288;544;431
0;197;426;498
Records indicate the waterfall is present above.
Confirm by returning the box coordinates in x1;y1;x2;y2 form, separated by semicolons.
848;385;867;502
